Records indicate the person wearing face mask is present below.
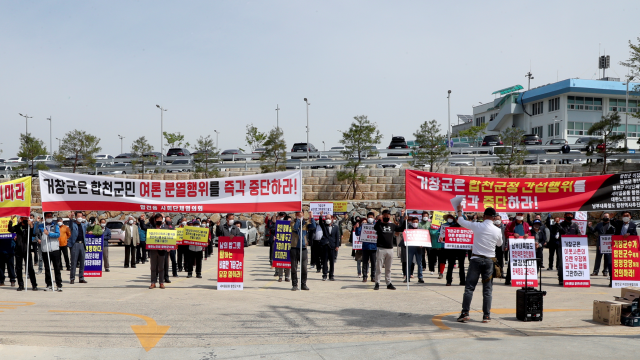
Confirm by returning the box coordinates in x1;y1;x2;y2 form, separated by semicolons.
417;211;431;271
493;215;506;277
68;211;88;285
428;213;446;278
9;215;38;291
31;215;44;275
307;212;324;274
556;212;580;285
352;219;364;278
504;212;531;286
546;216;562;271
360;212;378;283
588;213;615;277
177;217;189;272
121;215;140;269
373;209;406;290
317;211;340;281
136;214;148;265
163;217;177;282
38;212;62;291
402;217;425;283
441;213;467;286
290;211;309;291
0;222;17;287
266;214;278;272
530;220;547;270
612;211;638;286
185;220;205;279
148;213;168;289
57;217;71;271
99;218;112;272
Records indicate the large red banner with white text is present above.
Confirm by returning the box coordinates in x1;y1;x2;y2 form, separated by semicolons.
39;171;302;213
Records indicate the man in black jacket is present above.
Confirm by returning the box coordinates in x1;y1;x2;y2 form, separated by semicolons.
610;211;638;287
9;215;38;291
589;213;615;276
374;209;405;290
546;216;562;271
557;212;580;285
318;212;340;281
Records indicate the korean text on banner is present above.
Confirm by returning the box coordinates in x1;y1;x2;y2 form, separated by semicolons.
182;226;208;246
84;235;103;277
431;211;446;230
509;238;538;287
332;201;348;215
218;236;244;290
0;176;31;217
176;227;184;245
39;170;302;213
403;229;432;247
600;235;612;254
360;224;377;243
146;229;178;250
612;235;640;288
352;232;362;250
273;220;291;268
310;202;333;220
444;227;474;250
561;235;590;287
404;169;640;212
0;217;10;233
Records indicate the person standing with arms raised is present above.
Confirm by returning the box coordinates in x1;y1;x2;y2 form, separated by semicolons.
455;206;503;324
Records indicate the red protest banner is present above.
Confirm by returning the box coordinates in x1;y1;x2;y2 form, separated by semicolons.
217;236;245;290
444;227;474;250
612;235;640;288
403;229;432;247
405;169;625;212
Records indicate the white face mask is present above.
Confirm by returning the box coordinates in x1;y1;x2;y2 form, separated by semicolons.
325;219;332;225
516;216;524;221
367;218;374;224
129;220;134;225
494;220;502;226
201;224;207;228
181;221;187;226
228;220;234;226
623;217;630;223
57;222;63;227
412;223;419;228
45;218;53;224
447;219;453;224
76;218;83;223
100;223;106;227
422;217;429;222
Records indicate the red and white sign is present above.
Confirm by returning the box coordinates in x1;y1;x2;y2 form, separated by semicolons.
561;235;590;287
360;224;377;243
217;236;244;290
600;235;612;254
309;202;333;220
612;235;640;288
444;227;473;250
352;232;362;250
39;171;302;213
509;238;538;287
403;229;432;247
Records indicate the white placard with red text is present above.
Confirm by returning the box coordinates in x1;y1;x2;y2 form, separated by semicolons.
509;238;538;287
561;235;590;287
309;202;333;220
39;171;302;213
403;229;432;247
444;227;474;250
359;224;377;243
600;235;612;254
352;232;362;250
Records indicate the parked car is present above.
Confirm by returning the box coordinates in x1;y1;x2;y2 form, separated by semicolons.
0;165;14;178
0;158;5;163
251;147;266;160
166;159;192;172
329;146;345;158
449;161;473;166
33;155;53;162
94;154;115;160
87;162;111;175
285;159;302;169
450;142;474;154
65;154;87;166
574;136;601;151
523;149;552;164
387;136;409;156
115;153;133;159
5;157;24;163
311;155;335;169
166;148;191;157
522;134;542;145
103;163;132;174
545;138;568;152
238;220;258;247
291;143;319;159
143;152;162;158
377;163;402;169
106;220;125;245
481;135;503;146
220;149;244;161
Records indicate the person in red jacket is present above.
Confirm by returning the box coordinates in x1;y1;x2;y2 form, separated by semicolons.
504;212;531;286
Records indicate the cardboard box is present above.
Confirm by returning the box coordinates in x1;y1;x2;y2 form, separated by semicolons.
621;287;640;302
593;300;622;325
621;315;640;327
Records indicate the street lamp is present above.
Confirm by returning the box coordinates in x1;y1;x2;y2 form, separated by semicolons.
623;75;635;149
275;104;280;129
304;98;310;161
55;137;61;151
214;130;220;150
447;91;451;147
322;141;325;152
156;105;167;164
46;117;52;156
19;113;32;135
118;135;125;154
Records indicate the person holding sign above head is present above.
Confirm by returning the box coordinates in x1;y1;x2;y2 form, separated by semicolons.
588;213;615;277
374;209;406;290
9;215;38;291
68;211;88;285
317;211;340;281
148;213;167;289
504;212;531;286
456;206;502;324
290;211;309;291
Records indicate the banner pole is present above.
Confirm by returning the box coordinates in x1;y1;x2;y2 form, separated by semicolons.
46;223;54;291
26;222;30;288
405;215;409;291
299;220;302;290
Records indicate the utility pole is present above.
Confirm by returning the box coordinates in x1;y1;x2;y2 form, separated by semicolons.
46;117;52;156
214;130;220;150
156;105;167;165
304;98;310;161
19;113;32;135
275;104;280;129
624;75;634;149
525;71;534;90
118;135;125;154
447;90;451;147
55;138;61;151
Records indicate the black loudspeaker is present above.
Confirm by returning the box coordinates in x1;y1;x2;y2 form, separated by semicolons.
515;259;546;322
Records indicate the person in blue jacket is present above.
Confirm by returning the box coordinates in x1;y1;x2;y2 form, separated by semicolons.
38;212;62;291
68;211;89;284
361;212;377;283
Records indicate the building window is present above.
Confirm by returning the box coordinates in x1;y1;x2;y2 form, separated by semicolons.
612;124;639;138
548;124;554;137
474;116;485;126
489;112;499;121
531;101;543;115
610;99;639;113
548;97;560;112
531;126;543;137
549;122;561;137
567;96;603;111
555;122;560;136
567;121;594;135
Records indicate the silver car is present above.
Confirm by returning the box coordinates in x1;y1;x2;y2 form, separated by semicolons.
105;220;125;245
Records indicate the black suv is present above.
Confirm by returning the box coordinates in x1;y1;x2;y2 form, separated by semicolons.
481;135;503;146
387;136;409;156
522;134;542;145
291;143;319;159
166;148;191;156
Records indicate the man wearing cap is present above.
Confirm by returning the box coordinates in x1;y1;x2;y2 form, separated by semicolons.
455;206;503;324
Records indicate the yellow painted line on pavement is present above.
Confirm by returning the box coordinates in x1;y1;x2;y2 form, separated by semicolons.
0;301;35;313
432;308;584;330
50;310;169;352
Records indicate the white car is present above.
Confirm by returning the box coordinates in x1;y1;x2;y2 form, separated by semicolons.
33;155;53;162
0;165;14;178
214;220;258;247
103;163;133;175
5;157;24;163
95;154;115;160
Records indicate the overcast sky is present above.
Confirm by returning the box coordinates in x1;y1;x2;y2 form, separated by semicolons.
1;1;638;158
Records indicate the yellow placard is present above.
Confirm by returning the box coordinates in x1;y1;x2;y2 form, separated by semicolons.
0;217;9;233
432;211;447;227
147;229;178;246
0;176;32;217
332;201;348;215
176;227;184;239
183;226;209;245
